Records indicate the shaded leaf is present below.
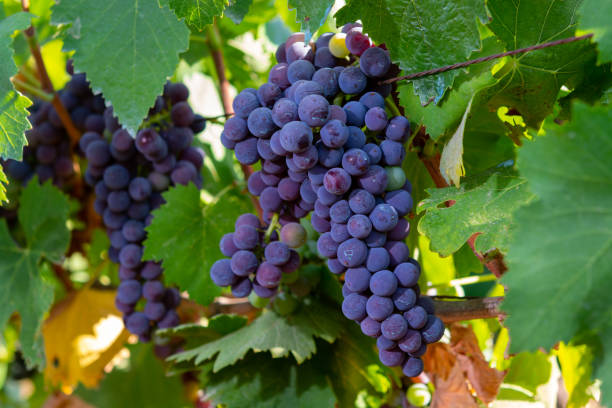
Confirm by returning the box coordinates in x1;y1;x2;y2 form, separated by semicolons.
579;0;612;63
0;12;32;161
52;0;189;134
418;168;535;256
169;0;224;31
503;351;552;394
336;0;486;103
43;288;129;393
225;0;253;25
288;0;333;41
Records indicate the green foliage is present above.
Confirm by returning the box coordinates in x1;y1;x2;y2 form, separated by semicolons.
288;0;333;40
225;0;254;25
556;342;595;408
170;302;342;371
144;184;251;306
336;0;486;103
579;0;612;63
502;351;552;395
77;344;188;408
169;0;225;31
485;0;598;129
417;168;535;256
51;0;189;135
0;11;32;161
502;103;612;401
0;180;70;366
0;164;7;204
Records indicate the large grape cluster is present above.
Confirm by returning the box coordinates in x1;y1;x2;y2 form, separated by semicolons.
212;24;444;377
2;69;106;187
83;81;206;340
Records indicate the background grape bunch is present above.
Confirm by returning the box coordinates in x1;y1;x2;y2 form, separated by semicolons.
81;80;206;340
210;24;445;377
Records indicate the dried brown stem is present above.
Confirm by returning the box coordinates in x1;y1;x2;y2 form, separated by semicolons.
52;264;74;292
432;296;505;323
206;20;263;220
382;33;594;85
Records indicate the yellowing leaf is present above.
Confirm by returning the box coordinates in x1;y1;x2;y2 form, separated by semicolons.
440;97;473;187
0;164;7;204
556;342;594;408
418;235;456;287
43;288;129;393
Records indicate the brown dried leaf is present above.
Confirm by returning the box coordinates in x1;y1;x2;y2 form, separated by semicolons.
423;342;456;379
42;393;95;408
430;363;478;408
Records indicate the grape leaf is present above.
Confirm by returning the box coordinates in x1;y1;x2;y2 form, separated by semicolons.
579;0;612;63
143;183;252;305
335;0;486;104
417;167;535;256
288;0;334;41
76;344;188;408
556;342;594;408
0;12;32;161
484;0;598;129
501;103;612;398
0;180;70;366
203;352;336;408
168;0;224;31
225;0;253;25
169;303;343;371
51;0;189;135
0;164;7;204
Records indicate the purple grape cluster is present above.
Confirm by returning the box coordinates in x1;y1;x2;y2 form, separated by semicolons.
215;25;444;377
210;214;303;299
82;81;206;340
2;71;106;187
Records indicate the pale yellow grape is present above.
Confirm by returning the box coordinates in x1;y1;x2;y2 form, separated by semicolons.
329;33;349;58
406;383;431;407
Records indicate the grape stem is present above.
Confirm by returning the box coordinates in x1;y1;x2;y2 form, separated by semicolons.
51;264;74;292
431;296;504;323
11;77;54;102
205;19;264;221
380;33;594;85
264;213;280;243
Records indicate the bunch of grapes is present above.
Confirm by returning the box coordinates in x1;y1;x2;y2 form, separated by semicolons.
210;214;304;299
212;24;444;377
82;80;206;340
2;69;106;187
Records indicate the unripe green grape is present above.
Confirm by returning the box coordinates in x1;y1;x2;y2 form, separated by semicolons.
273;292;299;316
385;166;407;191
281;270;300;284
406;383;431;407
248;291;270;308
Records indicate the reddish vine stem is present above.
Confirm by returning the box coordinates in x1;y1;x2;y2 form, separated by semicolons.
432;296;504;323
381;33;594;85
52;264;74;292
206;20;263;220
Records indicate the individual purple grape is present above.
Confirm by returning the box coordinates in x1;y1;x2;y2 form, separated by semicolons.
418;296;435;314
224;117;248;142
316;232;338;258
361;317;382;337
346;28;372;56
377;336;397;351
338;66;367;94
298;94;330;127
117;280;142;304
158;310;180;329
385;241;410;267
394;262;420;287
386;116;410;142
136;128;168;161
345;126;366;149
268;63;290;89
330;222;350;243
359;92;385;110
312;67;339;98
369;204;399;232
211;259;237;286
381;314;408;340
366;295;394;321
107;191;130;212
388;218;410;241
329;200;351;223
259;186;281;212
337;238;367;267
320;119;349;148
236;212;261;229
103;208;127;229
327;258;346;274
323;168;351;195
234;137;259;165
144;302;167;321
345;267;371;292
275;42;287;63
404;305;428;329
359;47;391;78
119;244;142;268
422;315;445;343
257;82;283;108
143;280;165;301
314;200;330;218
277;178;300;201
393;287;417;312
365;107;388;131
342;293;367;320
86;140;111;167
292;80;324;104
233;225;259;250
233;89;260;118
385;189;412;216
128;177;152;201
122;220;146;242
279;121;313;153
317;143;344;168
366;247;390;272
85;114;105;133
126;312;150;336
310;212;331;233
247;107;276;138
170;161;197;185
299;179;317;203
314;46;337;68
380;140;406;166
247;171;267;196
253;282;277;298
347;214;372;239
358;165;388;194
293;145;318;170
231;250;259;276
286;41;313;64
255;262;282;288
265;241;291;265
220;233;239;257
402;357;424;377
271;98;298;128
342;148;370;176
308;165;326;187
329;105;347;124
398;329;422;354
370;270;398;296
257;139;279;161
287;60;315;83
348;189;375;215
379;348;405;367
103;164;130;190
231;278;253;297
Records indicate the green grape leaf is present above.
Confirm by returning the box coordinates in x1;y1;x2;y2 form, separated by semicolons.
144;184;251;306
579;0;612;63
0;164;7;204
503;351;552;394
288;0;333;41
169;0;224;31
169;302;343;371
225;0;253;25
0;180;70;366
417;167;535;256
485;0;598;129
501;102;612;379
335;0;486;103
51;0;189;135
598;324;612;407
0;12;32;161
203;352;336;408
77;344;188;408
453;243;484;278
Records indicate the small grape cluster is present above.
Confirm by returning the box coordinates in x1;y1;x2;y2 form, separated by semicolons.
210;214;303;299
212;24;445;377
2;70;106;187
82;81;206;340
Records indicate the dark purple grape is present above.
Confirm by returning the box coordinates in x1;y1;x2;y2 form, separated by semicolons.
385;241;410;267
381;313;408;340
255;262;282;288
320;119;348;148
271;98;298;128
117;280;142;304
141;262;163;280
312;67;339;99
385;116;410;142
345;126;366;149
259;186;281;212
210;259;237;286
297;94;329;127
86;140;111;167
265;241;290;265
233;89;260;118
366;295;394;321
231;278;253;297
287;60;315;84
343;102;366;127
342;293;367;320
404;305;427;329
234;137;259;165
380;140;406;166
360;47;391;78
126;312;150;335
279;121;313;153
144;301;167;321
402;357;424;377
358;165;388;194
323;168;351;195
171;101;195;127
337;238;367;267
366;247;390;272
107;190;131;212
269;63;290;89
257;83;283;108
365;107;388;131
119;244;142;268
422;315;445;343
398;329;422;353
338;66;367;94
360;317;381;337
345;267;371;292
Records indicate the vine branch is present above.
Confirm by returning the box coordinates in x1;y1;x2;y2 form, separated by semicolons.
432;296;504;323
381;33;594;85
206;19;263;221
